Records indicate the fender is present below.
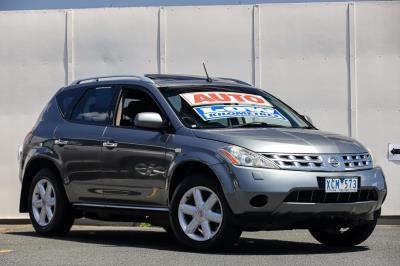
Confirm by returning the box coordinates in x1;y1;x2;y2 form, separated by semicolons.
19;142;69;212
22;143;63;181
165;150;237;201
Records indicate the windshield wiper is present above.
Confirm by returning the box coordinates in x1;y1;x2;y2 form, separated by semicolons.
229;122;289;128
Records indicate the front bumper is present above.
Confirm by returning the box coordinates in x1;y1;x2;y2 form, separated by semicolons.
217;164;386;219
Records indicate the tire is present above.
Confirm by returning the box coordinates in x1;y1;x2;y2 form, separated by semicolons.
309;219;377;246
169;173;242;251
162;225;173;234
28;168;74;236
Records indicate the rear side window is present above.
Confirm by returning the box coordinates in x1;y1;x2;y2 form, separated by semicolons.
56;88;84;118
70;86;115;126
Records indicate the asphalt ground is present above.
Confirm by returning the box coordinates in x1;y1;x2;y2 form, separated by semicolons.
0;224;399;266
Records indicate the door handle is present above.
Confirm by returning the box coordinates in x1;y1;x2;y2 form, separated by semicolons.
103;141;118;148
54;139;68;146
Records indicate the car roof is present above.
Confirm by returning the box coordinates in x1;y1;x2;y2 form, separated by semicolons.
144;74;252;87
67;74;253;89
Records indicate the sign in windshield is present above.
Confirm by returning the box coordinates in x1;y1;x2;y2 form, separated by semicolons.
180;91;272;107
193;105;288;122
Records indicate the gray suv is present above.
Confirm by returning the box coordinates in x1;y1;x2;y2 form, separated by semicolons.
18;74;387;250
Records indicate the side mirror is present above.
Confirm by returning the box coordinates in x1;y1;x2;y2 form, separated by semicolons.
301;115;313;125
134;112;163;129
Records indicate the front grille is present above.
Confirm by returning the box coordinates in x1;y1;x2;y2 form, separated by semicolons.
342;154;372;169
283;188;378;203
262;153;372;171
263;154;323;170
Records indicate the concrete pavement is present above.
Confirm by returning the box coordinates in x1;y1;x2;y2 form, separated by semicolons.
0;224;399;265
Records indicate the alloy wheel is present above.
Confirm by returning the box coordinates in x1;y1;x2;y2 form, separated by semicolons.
32;179;56;226
178;186;223;241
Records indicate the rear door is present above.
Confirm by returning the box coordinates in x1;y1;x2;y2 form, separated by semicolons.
101;86;170;207
54;85;117;204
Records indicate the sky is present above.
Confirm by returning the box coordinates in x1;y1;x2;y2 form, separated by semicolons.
0;0;383;11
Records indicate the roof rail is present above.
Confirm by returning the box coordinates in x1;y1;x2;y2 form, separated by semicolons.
70;75;155;85
144;74;206;81
215;77;252;86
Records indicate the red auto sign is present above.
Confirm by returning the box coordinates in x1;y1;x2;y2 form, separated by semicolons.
180;91;272;106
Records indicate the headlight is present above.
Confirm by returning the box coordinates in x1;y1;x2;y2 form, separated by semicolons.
218;146;279;169
367;148;375;167
18;145;23;161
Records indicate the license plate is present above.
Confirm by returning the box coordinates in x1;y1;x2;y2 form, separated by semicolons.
325;177;358;193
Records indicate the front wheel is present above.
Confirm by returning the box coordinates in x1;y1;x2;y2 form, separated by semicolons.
28;168;74;236
169;174;241;250
309;219;377;246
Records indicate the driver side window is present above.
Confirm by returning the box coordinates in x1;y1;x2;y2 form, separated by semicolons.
115;88;162;127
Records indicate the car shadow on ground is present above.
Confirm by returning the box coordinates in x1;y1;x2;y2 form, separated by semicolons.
7;229;368;255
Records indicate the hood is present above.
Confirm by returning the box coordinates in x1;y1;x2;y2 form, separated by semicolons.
193;128;367;154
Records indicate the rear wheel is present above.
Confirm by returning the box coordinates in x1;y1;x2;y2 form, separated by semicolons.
28;168;74;236
169;174;241;250
162;225;173;235
309;219;377;246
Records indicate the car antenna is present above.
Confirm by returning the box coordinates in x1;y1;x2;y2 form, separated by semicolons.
203;62;212;82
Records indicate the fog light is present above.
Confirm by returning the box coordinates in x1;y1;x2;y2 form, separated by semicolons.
249;195;268;207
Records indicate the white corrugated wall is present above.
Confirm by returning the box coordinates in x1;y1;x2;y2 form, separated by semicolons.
0;1;399;218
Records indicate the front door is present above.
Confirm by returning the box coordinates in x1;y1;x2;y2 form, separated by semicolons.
101;86;170;207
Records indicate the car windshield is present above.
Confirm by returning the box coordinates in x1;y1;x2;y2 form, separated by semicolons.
160;86;311;129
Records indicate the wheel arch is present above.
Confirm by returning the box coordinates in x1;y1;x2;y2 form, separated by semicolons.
19;156;63;212
167;160;234;205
